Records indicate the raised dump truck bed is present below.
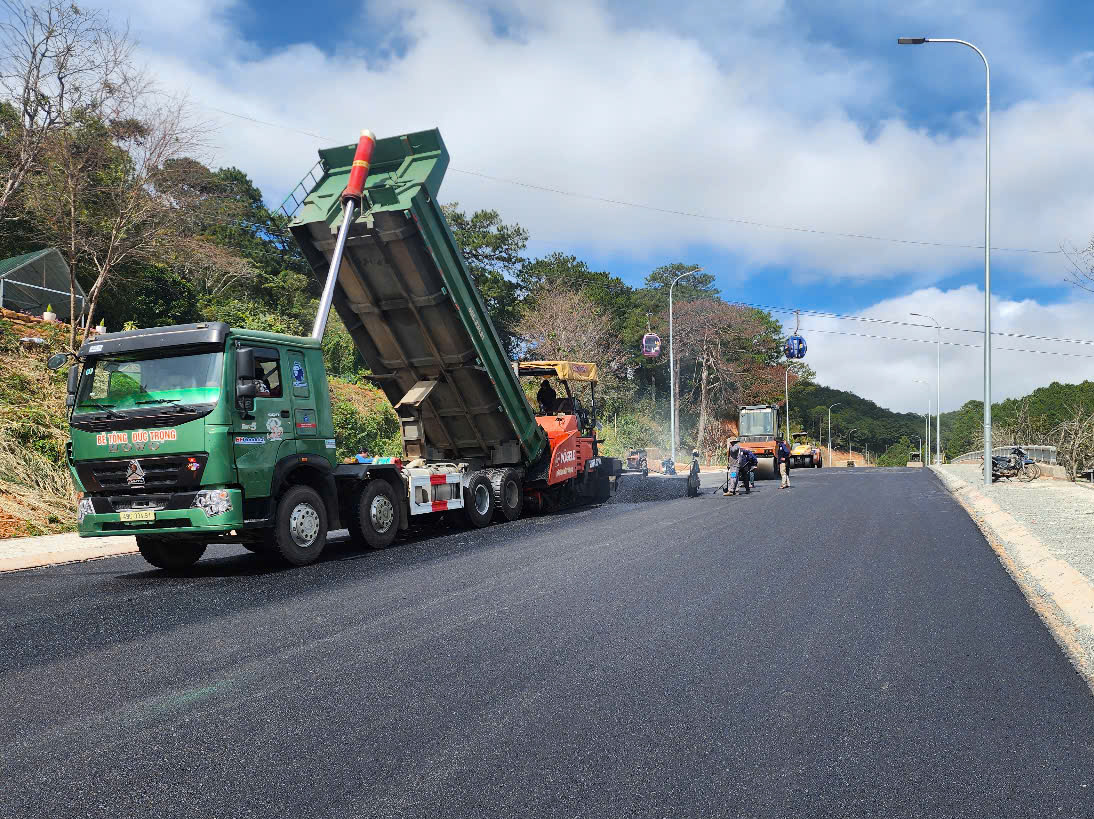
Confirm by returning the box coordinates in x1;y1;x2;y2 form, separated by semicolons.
288;129;546;468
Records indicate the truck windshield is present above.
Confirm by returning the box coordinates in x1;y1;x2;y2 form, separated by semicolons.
738;410;775;437
74;351;223;414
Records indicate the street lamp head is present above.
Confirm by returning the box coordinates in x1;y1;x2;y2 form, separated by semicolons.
897;37;927;44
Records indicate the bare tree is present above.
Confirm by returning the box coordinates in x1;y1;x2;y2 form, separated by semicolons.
517;286;625;368
168;237;258;299
26;95;208;347
674;300;778;457
0;0;135;215
1062;240;1094;293
1053;404;1094;481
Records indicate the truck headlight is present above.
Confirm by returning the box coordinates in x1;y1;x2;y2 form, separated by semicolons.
191;489;232;518
77;498;94;523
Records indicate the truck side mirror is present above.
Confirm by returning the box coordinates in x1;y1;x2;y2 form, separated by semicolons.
235;347;255;383
66;364;80;395
234;347;257;413
47;352;71;371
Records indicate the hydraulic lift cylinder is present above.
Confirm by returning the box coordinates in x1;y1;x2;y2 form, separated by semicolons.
310;129;375;340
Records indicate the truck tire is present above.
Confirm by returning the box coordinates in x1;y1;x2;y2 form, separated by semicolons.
464;472;495;528
348;479;399;549
271;484;327;566
137;536;206;571
491;469;523;522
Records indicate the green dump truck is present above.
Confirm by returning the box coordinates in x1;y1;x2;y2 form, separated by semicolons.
51;128;619;571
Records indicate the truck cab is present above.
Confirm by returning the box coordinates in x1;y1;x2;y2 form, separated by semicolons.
60;322;348;568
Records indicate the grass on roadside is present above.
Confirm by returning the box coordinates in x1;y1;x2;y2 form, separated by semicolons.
0;325;76;537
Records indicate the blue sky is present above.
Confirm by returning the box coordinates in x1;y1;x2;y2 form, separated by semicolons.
88;0;1094;411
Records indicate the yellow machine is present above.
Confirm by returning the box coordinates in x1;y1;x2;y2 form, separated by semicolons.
789;432;822;469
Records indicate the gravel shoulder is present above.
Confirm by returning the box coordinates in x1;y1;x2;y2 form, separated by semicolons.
934;464;1094;691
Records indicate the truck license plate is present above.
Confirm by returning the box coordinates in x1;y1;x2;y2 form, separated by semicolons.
119;510;155;522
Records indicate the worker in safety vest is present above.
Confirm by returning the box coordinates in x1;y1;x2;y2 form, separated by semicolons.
776;435;792;489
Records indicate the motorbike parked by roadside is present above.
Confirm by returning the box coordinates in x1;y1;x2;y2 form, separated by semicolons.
988;447;1040;483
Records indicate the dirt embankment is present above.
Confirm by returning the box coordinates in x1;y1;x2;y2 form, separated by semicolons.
827;448;869;466
0;310;74;537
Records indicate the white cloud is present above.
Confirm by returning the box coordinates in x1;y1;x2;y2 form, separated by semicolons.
62;0;1094;414
95;0;1094;288
793;286;1094;413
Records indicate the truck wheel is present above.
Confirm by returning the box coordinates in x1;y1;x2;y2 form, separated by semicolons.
491;469;523;522
137;536;206;571
349;480;399;549
464;472;495;528
272;484;327;566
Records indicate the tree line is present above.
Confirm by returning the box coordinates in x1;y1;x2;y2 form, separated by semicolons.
21;0;1086;471
0;1;812;463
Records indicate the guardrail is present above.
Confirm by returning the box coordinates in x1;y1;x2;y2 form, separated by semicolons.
952;445;1058;465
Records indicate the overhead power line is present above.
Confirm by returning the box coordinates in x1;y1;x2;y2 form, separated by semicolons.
800;326;1094;360
722;299;1094;348
180;102;1091;357
450;168;1059;255
193;101;1061;256
515;272;1094;349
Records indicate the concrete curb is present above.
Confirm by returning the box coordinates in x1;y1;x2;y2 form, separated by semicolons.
0;534;137;573
931;466;1094;694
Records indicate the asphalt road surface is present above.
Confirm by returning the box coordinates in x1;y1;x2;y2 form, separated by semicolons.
3;468;1094;818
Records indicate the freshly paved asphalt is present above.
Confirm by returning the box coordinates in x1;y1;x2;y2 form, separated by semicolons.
2;468;1094;818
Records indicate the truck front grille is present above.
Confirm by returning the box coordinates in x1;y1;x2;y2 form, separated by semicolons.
76;454;207;494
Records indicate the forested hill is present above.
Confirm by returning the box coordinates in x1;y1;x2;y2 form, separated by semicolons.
787;382;928;455
790;379;1094;469
939;380;1094;457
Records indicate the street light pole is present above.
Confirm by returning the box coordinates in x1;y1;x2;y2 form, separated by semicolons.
828;403;841;467
911;312;942;464
668;266;702;467
784;364;791;442
847;428;858;464
914;378;931;464
898;36;991;485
